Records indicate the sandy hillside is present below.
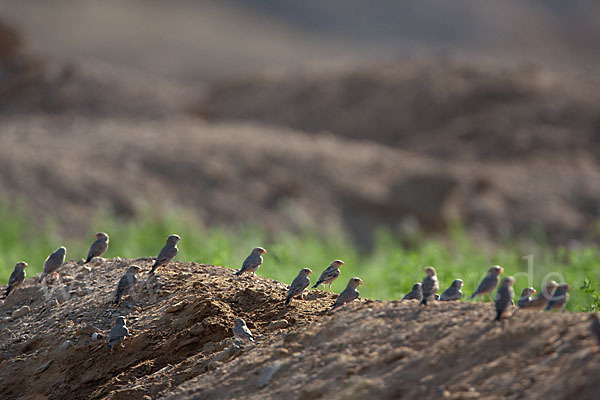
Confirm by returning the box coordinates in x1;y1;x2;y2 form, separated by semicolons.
0;258;598;399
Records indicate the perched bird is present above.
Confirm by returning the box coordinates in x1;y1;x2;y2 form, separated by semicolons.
420;266;439;306
150;234;180;274
521;281;559;310
495;276;515;321
590;313;600;346
312;260;344;293
114;265;141;304
84;232;109;263
470;265;504;302
2;262;28;298
39;246;66;283
440;279;464;301
402;283;423;301
235;247;267;277
285;268;312;306
233;318;255;343
108;316;130;352
545;283;571;311
517;287;537;308
332;277;362;310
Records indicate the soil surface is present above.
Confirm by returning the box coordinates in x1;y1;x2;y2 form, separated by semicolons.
1;258;598;399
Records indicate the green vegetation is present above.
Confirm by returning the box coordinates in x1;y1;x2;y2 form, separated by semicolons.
0;204;598;311
580;278;600;312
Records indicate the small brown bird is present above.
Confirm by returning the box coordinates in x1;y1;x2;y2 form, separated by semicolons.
39;246;66;283
85;232;109;263
402;283;423;301
285;268;312;306
545;283;571;311
440;279;464;301
332;277;362;310
108;316;129;352
2;262;28;298
420;266;439;306
495;276;515;321
517;287;537;308
471;265;503;302
520;281;559;310
312;260;343;293
114;265;141;304
590;313;600;346
233;318;255;343
150;234;180;274
235;247;267;277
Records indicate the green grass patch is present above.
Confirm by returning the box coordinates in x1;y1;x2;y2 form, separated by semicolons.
0;205;598;311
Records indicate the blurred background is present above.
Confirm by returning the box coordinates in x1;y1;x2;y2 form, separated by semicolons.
1;0;599;305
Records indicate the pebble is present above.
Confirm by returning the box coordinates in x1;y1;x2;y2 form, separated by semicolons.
267;319;289;331
12;306;31;319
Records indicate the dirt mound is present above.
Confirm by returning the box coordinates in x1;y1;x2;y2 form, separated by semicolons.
198;59;600;163
1;258;598;399
0;258;335;399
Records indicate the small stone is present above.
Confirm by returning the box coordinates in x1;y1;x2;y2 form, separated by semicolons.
35;360;53;374
12;306;31;319
267;319;289;331
60;340;73;351
165;301;187;313
189;323;205;336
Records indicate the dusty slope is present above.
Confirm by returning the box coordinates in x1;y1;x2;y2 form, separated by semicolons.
0;258;598;400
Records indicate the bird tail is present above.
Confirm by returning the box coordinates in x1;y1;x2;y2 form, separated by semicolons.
38;273;46;283
113;294;121;305
469;293;477;299
2;286;11;298
420;295;428;306
284;296;291;306
234;269;243;276
495;310;502;321
84;255;92;264
311;281;320;289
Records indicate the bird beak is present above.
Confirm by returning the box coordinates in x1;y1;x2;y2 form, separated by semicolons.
499;267;504;274
358;280;363;285
263;250;267;254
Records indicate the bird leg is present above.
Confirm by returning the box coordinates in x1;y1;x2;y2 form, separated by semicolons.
328;283;334;294
301;292;307;302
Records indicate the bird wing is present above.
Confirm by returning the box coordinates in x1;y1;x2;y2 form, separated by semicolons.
316;266;339;284
472;275;497;296
336;287;359;306
116;273;135;297
44;251;65;273
288;275;309;298
8;269;24;288
156;245;177;265
88;239;108;259
242;325;254;340
421;276;438;295
241;254;261;271
109;325;128;342
402;290;421;300
440;287;456;300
